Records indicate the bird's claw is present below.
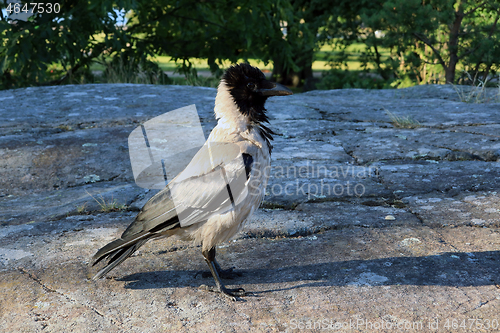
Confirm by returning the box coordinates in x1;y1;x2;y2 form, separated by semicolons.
198;284;247;301
224;287;246;297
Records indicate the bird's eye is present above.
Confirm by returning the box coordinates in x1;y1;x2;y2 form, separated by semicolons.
247;82;256;90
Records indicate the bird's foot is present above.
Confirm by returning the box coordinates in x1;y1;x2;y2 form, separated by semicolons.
200;266;242;279
198;284;247;301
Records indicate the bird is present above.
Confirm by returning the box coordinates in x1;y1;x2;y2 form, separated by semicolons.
90;63;293;300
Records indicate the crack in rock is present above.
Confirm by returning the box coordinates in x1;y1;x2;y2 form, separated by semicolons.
17;266;125;329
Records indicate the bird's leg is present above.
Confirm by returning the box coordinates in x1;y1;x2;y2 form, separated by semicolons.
201;247;246;300
197;257;242;279
198;248;243;279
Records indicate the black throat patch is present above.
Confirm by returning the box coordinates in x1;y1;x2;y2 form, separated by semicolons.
223;63;275;153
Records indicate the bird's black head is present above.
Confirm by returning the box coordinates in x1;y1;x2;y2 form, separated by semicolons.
222;63;292;124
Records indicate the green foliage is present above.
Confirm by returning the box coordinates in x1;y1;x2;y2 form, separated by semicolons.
458;2;500;83
0;0;161;89
270;0;335;85
348;0;500;84
97;53;170;84
126;0;294;75
0;0;296;89
0;1;176;88
317;69;389;89
1;0;499;90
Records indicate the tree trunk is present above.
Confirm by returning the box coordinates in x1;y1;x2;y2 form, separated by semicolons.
272;51;315;90
446;4;465;83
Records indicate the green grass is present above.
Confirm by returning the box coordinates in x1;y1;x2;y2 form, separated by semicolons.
451;72;500;103
86;190;127;213
49;37;396;87
169;75;220;87
385;109;421;129
147;42;388;72
314;42;391;71
76;203;88;214
86;41;382;75
149;56;273;72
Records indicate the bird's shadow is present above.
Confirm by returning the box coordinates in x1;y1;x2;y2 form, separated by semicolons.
117;250;500;293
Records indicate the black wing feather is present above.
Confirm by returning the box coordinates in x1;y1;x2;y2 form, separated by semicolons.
91;149;251;279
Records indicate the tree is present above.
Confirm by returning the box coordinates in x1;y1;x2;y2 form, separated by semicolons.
124;0;295;76
269;0;325;88
358;0;500;84
0;0;295;89
270;0;368;89
2;0;498;89
0;0;159;89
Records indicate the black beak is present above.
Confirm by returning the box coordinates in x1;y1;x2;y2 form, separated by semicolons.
257;81;293;97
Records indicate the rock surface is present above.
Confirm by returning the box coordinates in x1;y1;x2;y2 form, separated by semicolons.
1;83;499;332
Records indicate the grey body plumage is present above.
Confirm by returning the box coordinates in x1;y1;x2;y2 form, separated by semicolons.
91;63;292;300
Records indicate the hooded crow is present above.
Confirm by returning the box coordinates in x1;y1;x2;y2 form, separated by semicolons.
91;63;292;300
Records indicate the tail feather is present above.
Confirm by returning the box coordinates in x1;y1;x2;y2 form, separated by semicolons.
92;239;148;280
91;217;179;280
91;234;151;280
